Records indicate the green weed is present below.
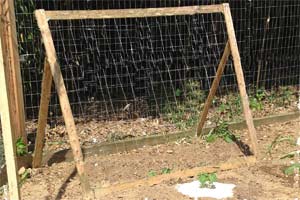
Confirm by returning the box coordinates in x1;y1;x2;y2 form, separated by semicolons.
276;86;294;106
204;121;236;143
16;138;27;156
161;168;172;174
215;94;242;121
164;81;206;130
197;172;217;188
249;97;263;111
249;89;266;111
255;89;267;101
283;163;300;176
148;170;157;177
280;151;298;160
19;169;30;186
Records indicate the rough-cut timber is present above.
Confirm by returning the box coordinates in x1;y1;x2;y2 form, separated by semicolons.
1;0;26;144
223;3;259;156
35;10;94;199
44;5;224;20
196;42;231;136
0;17;20;199
32;60;53;168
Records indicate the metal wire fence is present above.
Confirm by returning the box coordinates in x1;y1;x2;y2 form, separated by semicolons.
0;0;299;185
14;0;300;122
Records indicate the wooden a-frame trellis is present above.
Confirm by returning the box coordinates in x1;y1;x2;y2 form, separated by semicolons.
31;3;258;198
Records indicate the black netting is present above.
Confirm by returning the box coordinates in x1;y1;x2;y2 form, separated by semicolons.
14;0;300;121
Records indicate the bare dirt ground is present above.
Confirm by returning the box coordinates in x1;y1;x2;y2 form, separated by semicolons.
16;117;300;200
24;96;297;153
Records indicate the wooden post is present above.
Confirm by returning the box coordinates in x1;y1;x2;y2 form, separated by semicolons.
44;5;224;20
0;19;21;200
32;60;52;168
223;3;258;156
196;42;231;136
0;0;27;144
35;10;93;199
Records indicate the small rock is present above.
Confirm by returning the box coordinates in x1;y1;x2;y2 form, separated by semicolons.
18;167;26;175
166;150;173;154
92;138;98;143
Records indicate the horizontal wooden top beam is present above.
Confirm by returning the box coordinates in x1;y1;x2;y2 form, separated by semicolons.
42;4;225;21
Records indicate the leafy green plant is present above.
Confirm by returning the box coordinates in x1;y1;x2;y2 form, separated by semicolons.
214;94;242;121
175;89;182;97
276;86;294;106
197;172;217;188
161;168;171;174
164;81;206;130
250;97;263;111
255;89;267;102
19;169;30;186
267;90;277;103
216;102;230;115
16;138;27;156
204;121;236;143
248;88;267;111
148;170;157;177
283;163;300;176
280;151;298;160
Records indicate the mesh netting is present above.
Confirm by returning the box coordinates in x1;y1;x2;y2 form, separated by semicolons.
16;0;300;121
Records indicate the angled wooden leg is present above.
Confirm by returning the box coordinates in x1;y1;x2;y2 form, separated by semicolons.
32;59;52;168
196;42;231;137
223;3;258;156
0;29;20;200
35;10;93;199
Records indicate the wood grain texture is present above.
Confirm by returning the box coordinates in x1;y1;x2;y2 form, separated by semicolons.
196;42;231;136
35;10;94;199
44;5;224;20
1;0;26;144
32;60;53;168
223;3;258;156
0;17;21;199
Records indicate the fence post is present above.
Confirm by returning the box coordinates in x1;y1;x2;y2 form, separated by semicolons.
0;13;21;200
0;0;27;144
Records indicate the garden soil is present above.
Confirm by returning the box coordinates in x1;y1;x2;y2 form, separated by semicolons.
18;118;300;199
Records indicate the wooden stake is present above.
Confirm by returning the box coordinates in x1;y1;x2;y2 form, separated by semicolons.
223;3;258;156
196;42;231;136
32;60;52;168
35;10;93;199
0;20;20;200
1;0;27;144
